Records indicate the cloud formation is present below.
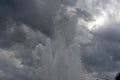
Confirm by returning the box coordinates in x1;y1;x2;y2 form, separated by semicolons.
1;0;120;80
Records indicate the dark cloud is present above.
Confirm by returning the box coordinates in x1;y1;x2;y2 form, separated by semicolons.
0;23;26;48
76;8;94;21
0;0;78;37
96;24;120;62
1;0;120;80
0;49;33;80
0;0;79;80
0;0;79;48
81;23;120;78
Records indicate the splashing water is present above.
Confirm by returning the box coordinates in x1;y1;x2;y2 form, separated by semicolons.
33;6;95;80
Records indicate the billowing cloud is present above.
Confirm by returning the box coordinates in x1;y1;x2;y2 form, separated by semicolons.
1;0;120;80
77;0;120;79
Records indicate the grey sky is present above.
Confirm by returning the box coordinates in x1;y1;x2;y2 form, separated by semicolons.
0;0;120;80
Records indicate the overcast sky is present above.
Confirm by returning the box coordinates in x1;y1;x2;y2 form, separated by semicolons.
0;0;120;80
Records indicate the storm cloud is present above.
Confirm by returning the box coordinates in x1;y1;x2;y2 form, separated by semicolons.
0;0;120;80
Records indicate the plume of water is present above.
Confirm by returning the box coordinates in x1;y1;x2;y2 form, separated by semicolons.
33;5;95;80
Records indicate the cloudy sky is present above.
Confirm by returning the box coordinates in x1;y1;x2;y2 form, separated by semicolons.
0;0;120;80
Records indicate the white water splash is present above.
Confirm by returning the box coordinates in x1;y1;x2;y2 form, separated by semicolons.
33;6;96;80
